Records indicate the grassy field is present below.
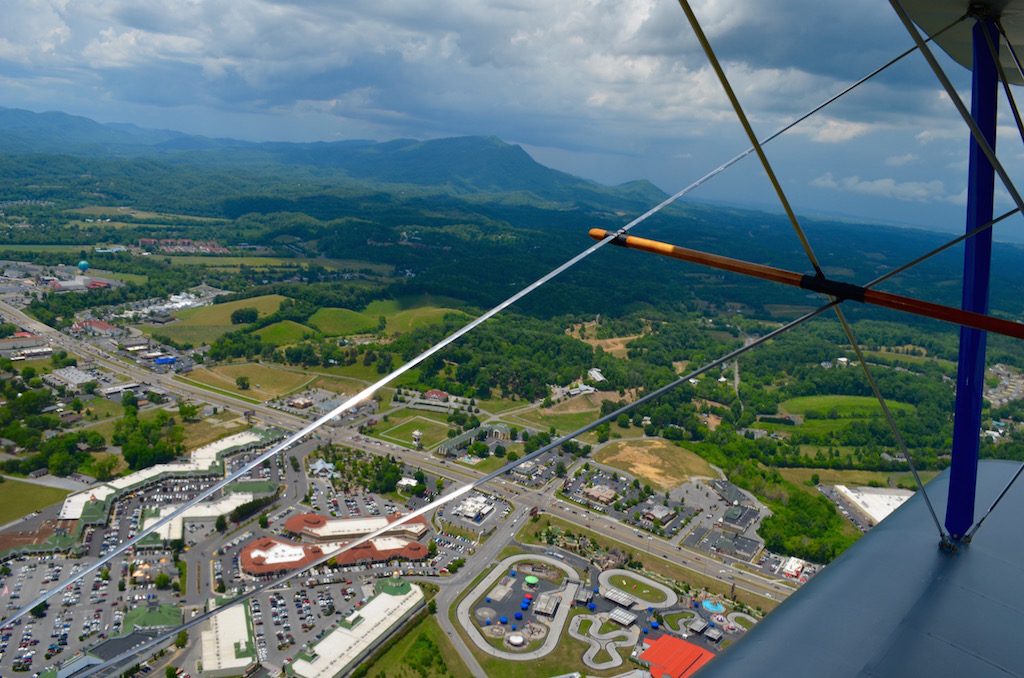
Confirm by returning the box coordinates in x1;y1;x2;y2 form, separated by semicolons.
363;295;469;335
509;408;601;436
455;455;508;473
387;307;470;335
181;411;250;449
307;307;378;336
254;320;315;346
594;438;717;490
123;604;181;632
609;573;668;603
0;478;70;524
185;362;313;401
778;467;939;491
476;396;525;414
363;615;472;678
378;417;452;449
863;350;957;371
139;294;288;345
90;268;148;284
779;395;914;417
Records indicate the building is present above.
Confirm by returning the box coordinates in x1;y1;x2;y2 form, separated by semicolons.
602;588;635;608
782;556;809;579
608;607;637;626
643;504;677;524
423;389;449;402
291;580;424;678
638;634;715;678
200;601;257;678
140;494;255;541
534;591;560;617
834;485;914;526
583;484;617;505
0;334;45;356
240;537;325;575
71;319;123;337
587;367;607;383
720;505;759;532
452;494;494;521
309;459;337;478
43;366;96;393
59;429;279;521
284;512;428;542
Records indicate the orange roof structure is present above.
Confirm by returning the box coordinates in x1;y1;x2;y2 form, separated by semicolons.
639;635;715;678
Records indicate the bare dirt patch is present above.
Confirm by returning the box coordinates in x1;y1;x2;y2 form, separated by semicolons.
595;438;717;490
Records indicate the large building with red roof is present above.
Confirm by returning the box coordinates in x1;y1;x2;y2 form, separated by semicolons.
284;512;428;542
638;635;716;678
239;535;428;576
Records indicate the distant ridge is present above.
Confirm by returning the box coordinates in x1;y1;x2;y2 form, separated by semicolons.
0;106;666;207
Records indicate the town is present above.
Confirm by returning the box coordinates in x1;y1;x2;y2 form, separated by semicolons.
0;247;981;678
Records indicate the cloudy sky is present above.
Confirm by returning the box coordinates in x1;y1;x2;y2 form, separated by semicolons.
2;0;1024;238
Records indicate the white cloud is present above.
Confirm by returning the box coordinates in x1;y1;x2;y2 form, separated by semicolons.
811;172;948;202
885;153;917;166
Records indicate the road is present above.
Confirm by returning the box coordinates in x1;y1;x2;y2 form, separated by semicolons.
1;299;795;660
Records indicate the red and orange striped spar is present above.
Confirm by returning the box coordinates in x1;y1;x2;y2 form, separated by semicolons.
588;228;1024;340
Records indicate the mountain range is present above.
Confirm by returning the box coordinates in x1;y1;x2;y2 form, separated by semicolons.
0;106;665;208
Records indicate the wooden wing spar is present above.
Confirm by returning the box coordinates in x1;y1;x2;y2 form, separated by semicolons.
588;227;1024;340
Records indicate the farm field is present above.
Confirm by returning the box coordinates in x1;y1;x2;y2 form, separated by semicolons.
386;306;469;335
186;362;314;401
307;307;378;336
255;320;315;346
0;478;70;524
594;438;717;491
138;293;287;345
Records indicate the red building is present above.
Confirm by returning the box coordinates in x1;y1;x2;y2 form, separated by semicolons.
638;635;715;678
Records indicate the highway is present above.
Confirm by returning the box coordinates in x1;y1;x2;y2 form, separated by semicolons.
0;299;794;649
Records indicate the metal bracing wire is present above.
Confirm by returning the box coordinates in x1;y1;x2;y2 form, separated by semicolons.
677;0;949;541
981;23;1024;149
676;0;824;276
74;302;839;678
890;0;1024;224
86;189;1024;675
0;28;936;631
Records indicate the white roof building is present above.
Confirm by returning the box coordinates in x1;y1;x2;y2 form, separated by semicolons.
835;485;914;526
142;493;255;541
201;601;256;678
291;581;424;678
59;430;264;520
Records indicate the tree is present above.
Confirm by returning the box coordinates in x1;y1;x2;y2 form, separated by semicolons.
435;478;445;493
427;599;437;614
231;307;259;324
155;573;171;590
178;401;199;422
70;397;84;413
175;630;188;648
616;413;630;429
236;376;250;390
215;515;227;532
811;473;821;486
30;601;48;618
166;666;178;678
258;513;269;529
